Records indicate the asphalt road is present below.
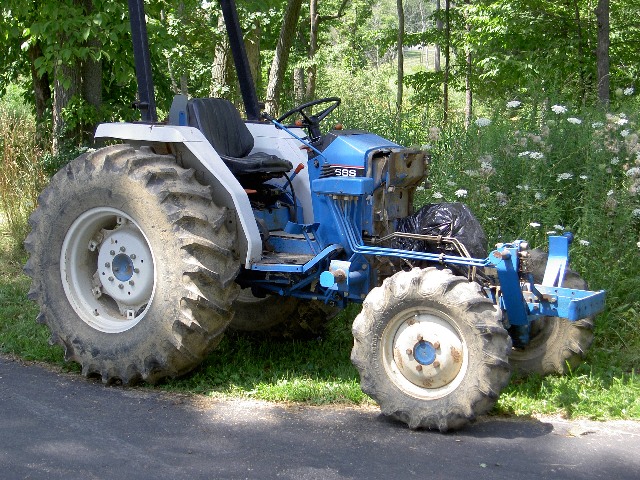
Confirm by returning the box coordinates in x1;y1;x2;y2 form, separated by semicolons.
1;355;639;480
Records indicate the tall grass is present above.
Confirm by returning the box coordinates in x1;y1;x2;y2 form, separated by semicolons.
0;89;48;249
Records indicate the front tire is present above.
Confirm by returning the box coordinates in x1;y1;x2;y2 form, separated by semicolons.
351;268;511;431
24;145;240;384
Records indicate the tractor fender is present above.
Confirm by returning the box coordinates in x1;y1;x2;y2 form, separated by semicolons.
95;122;261;267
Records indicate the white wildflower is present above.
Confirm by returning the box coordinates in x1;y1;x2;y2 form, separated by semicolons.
529;222;541;228
455;189;468;198
496;192;508;206
546;231;557;235
507;100;522;108
556;172;573;182
624;87;634;96
637;241;640;249
567;117;582;125
529;152;544;160
626;167;640;178
592;122;604;129
518;151;530;157
551;104;567;114
554;225;564;230
446;180;456;186
578;239;590;246
579;175;588;180
516;185;523;190
611;157;620;165
475;117;492;127
621;129;630;137
416;185;425;191
607;190;614;196
632;208;640;218
617;118;629;126
432;192;443;199
535;192;544;201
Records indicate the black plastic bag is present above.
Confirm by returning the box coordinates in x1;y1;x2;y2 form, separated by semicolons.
393;202;488;259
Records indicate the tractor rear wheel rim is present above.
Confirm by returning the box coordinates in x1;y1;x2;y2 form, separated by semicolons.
60;207;156;333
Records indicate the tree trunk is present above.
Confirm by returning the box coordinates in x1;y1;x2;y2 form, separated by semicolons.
443;0;450;123
434;0;442;72
27;41;51;144
210;14;230;97
52;61;81;156
306;0;319;101
396;0;404;119
595;0;610;107
244;19;261;94
294;67;306;104
464;0;472;128
265;0;304;115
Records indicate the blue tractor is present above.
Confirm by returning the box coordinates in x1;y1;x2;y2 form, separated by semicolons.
24;0;605;431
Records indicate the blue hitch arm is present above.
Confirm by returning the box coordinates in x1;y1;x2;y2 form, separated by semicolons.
490;235;605;346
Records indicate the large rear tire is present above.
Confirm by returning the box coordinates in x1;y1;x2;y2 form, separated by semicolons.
509;249;594;375
351;267;511;431
24;144;240;384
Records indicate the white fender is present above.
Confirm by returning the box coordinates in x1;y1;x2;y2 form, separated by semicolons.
95;123;261;267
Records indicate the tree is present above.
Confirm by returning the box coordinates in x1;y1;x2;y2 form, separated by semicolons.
396;0;405;118
595;0;610;106
265;0;304;115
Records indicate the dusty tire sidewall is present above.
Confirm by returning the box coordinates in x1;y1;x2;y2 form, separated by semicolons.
365;294;491;410
33;166;189;360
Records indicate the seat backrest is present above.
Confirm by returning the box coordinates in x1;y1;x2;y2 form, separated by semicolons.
187;98;254;158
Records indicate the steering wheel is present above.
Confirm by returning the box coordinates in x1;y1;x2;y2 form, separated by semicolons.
276;97;341;139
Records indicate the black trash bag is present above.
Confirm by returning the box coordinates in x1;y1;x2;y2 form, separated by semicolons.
393;202;488;259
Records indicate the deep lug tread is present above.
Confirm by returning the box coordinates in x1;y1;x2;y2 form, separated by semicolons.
351;267;511;431
25;144;239;385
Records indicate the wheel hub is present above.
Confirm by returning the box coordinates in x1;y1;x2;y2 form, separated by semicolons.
390;312;465;390
96;224;154;312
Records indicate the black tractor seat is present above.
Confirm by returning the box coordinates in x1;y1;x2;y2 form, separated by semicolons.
187;98;292;178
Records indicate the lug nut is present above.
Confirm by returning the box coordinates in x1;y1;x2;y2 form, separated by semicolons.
406;349;412;356
118;284;124;289
130;254;136;260
108;276;114;282
129;280;135;286
134;268;140;274
120;246;126;252
416;365;423;371
110;250;115;256
105;262;110;268
433;360;440;368
417;334;424;341
433;341;440;349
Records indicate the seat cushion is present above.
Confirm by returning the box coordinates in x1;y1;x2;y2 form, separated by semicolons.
221;152;293;176
187;98;254;158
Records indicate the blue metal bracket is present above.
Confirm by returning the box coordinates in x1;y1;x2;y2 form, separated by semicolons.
543;234;571;286
488;244;529;327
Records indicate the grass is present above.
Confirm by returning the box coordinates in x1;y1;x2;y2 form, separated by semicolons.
1;88;640;422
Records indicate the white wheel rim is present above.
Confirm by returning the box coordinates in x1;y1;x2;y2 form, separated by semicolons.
60;207;156;333
382;307;469;400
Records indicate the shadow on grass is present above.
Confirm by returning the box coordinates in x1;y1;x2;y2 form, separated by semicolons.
162;305;366;404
